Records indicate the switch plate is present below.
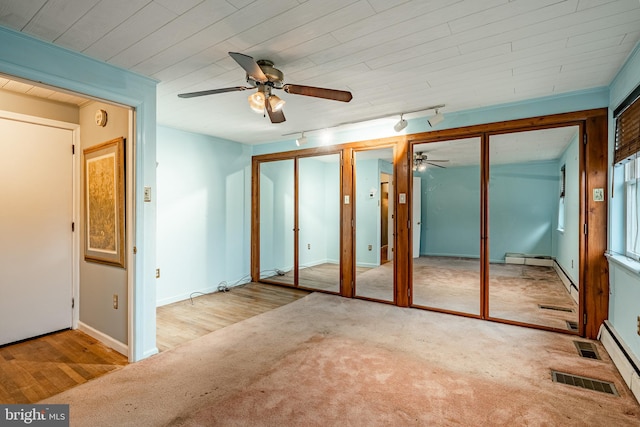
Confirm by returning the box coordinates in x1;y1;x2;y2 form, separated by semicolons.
144;186;152;202
368;245;372;251
155;268;160;279
399;193;407;204
113;294;118;310
344;195;350;204
593;188;604;202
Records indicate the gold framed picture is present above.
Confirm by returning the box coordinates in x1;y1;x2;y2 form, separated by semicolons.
83;137;125;268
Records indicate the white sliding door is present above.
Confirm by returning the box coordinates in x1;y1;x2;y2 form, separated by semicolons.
0;117;73;345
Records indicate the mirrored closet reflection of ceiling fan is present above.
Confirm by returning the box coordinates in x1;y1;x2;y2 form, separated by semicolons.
412;152;449;171
178;52;353;124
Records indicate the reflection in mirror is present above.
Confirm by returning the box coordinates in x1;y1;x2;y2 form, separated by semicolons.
354;148;394;302
488;127;580;331
298;154;341;293
259;159;295;285
411;138;481;315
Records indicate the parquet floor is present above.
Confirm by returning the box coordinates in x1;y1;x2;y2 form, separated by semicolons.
0;283;309;404
0;329;127;404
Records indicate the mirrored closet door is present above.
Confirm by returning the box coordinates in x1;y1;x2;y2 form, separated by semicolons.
487;127;581;331
410;138;482;316
353;147;395;302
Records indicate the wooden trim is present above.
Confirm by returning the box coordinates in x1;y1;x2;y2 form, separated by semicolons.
583;115;609;339
395;137;409;307
480;133;489;319
293;158;300;287
407;108;608;144
251;157;260;281
411;304;483;320
341;148;354;297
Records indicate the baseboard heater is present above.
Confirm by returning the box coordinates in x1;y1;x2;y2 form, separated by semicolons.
599;321;640;404
504;253;554;267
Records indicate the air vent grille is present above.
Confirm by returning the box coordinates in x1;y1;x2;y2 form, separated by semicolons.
566;320;579;331
538;304;574;313
551;371;617;395
574;341;600;360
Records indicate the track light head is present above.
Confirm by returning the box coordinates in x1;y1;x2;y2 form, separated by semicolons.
296;132;307;146
428;109;444;127
394;114;408;132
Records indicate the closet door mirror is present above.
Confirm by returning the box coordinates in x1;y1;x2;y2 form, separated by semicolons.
354;147;394;302
259;159;295;285
411;138;481;315
487;127;580;331
298;154;341;293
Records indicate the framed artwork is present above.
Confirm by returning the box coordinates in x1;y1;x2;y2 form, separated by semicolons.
83;137;125;268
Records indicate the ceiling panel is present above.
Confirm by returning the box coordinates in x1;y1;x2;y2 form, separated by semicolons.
0;0;638;145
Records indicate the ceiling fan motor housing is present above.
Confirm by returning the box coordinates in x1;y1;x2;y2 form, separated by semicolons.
246;60;284;89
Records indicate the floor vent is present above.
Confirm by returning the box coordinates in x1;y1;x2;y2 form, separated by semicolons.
551;371;617;395
538;304;574;313
574;341;600;360
566;320;579;331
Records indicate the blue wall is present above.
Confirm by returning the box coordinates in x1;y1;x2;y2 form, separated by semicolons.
608;41;640;361
0;26;157;361
156;126;252;305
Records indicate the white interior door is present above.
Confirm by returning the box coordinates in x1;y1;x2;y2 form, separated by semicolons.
412;177;422;258
0;117;73;345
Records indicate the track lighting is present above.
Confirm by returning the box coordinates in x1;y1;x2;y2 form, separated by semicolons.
428;109;444;127
296;132;307;146
394;114;408;132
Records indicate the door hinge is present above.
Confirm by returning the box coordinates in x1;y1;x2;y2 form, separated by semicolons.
583;223;587;235
408;287;411;298
72;144;75;154
583;313;587;325
72;222;75;232
72;297;75;309
133;246;137;254
583;134;587;145
408;220;411;229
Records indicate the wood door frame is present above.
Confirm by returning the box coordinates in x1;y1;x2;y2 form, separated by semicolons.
407;108;608;338
251;108;607;339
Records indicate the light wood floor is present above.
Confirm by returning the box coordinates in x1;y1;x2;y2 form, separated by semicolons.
156;282;310;352
0;283;308;404
0;329;128;404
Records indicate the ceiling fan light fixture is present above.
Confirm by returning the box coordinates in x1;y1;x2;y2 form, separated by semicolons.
268;94;285;112
296;132;307;146
428;109;444;127
248;91;265;113
394;114;408;132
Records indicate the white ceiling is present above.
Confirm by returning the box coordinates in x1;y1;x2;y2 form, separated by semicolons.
0;0;639;146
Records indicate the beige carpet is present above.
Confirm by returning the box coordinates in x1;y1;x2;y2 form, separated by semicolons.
43;293;640;426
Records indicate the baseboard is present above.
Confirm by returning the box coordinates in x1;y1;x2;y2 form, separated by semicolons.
156;276;252;307
505;253;553;267
78;321;128;357
599;321;640;403
553;261;579;303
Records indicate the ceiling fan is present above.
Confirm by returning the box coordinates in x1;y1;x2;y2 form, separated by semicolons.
413;152;449;171
177;52;353;124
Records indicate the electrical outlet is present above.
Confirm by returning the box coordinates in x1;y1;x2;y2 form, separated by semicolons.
156;268;160;278
113;294;118;310
368;244;372;251
307;243;311;250
637;316;640;336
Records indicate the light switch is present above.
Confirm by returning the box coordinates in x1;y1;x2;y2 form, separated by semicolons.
144;186;152;202
344;195;350;204
593;188;604;202
399;193;407;204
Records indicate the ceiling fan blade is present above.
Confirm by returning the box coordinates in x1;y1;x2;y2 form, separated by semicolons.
266;100;286;124
283;84;353;102
427;162;446;169
178;87;250;98
229;52;268;83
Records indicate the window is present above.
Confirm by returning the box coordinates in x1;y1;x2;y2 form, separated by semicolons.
614;85;640;261
625;158;639;260
558;164;566;232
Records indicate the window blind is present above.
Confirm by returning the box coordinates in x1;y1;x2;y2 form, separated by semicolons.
614;91;640;165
